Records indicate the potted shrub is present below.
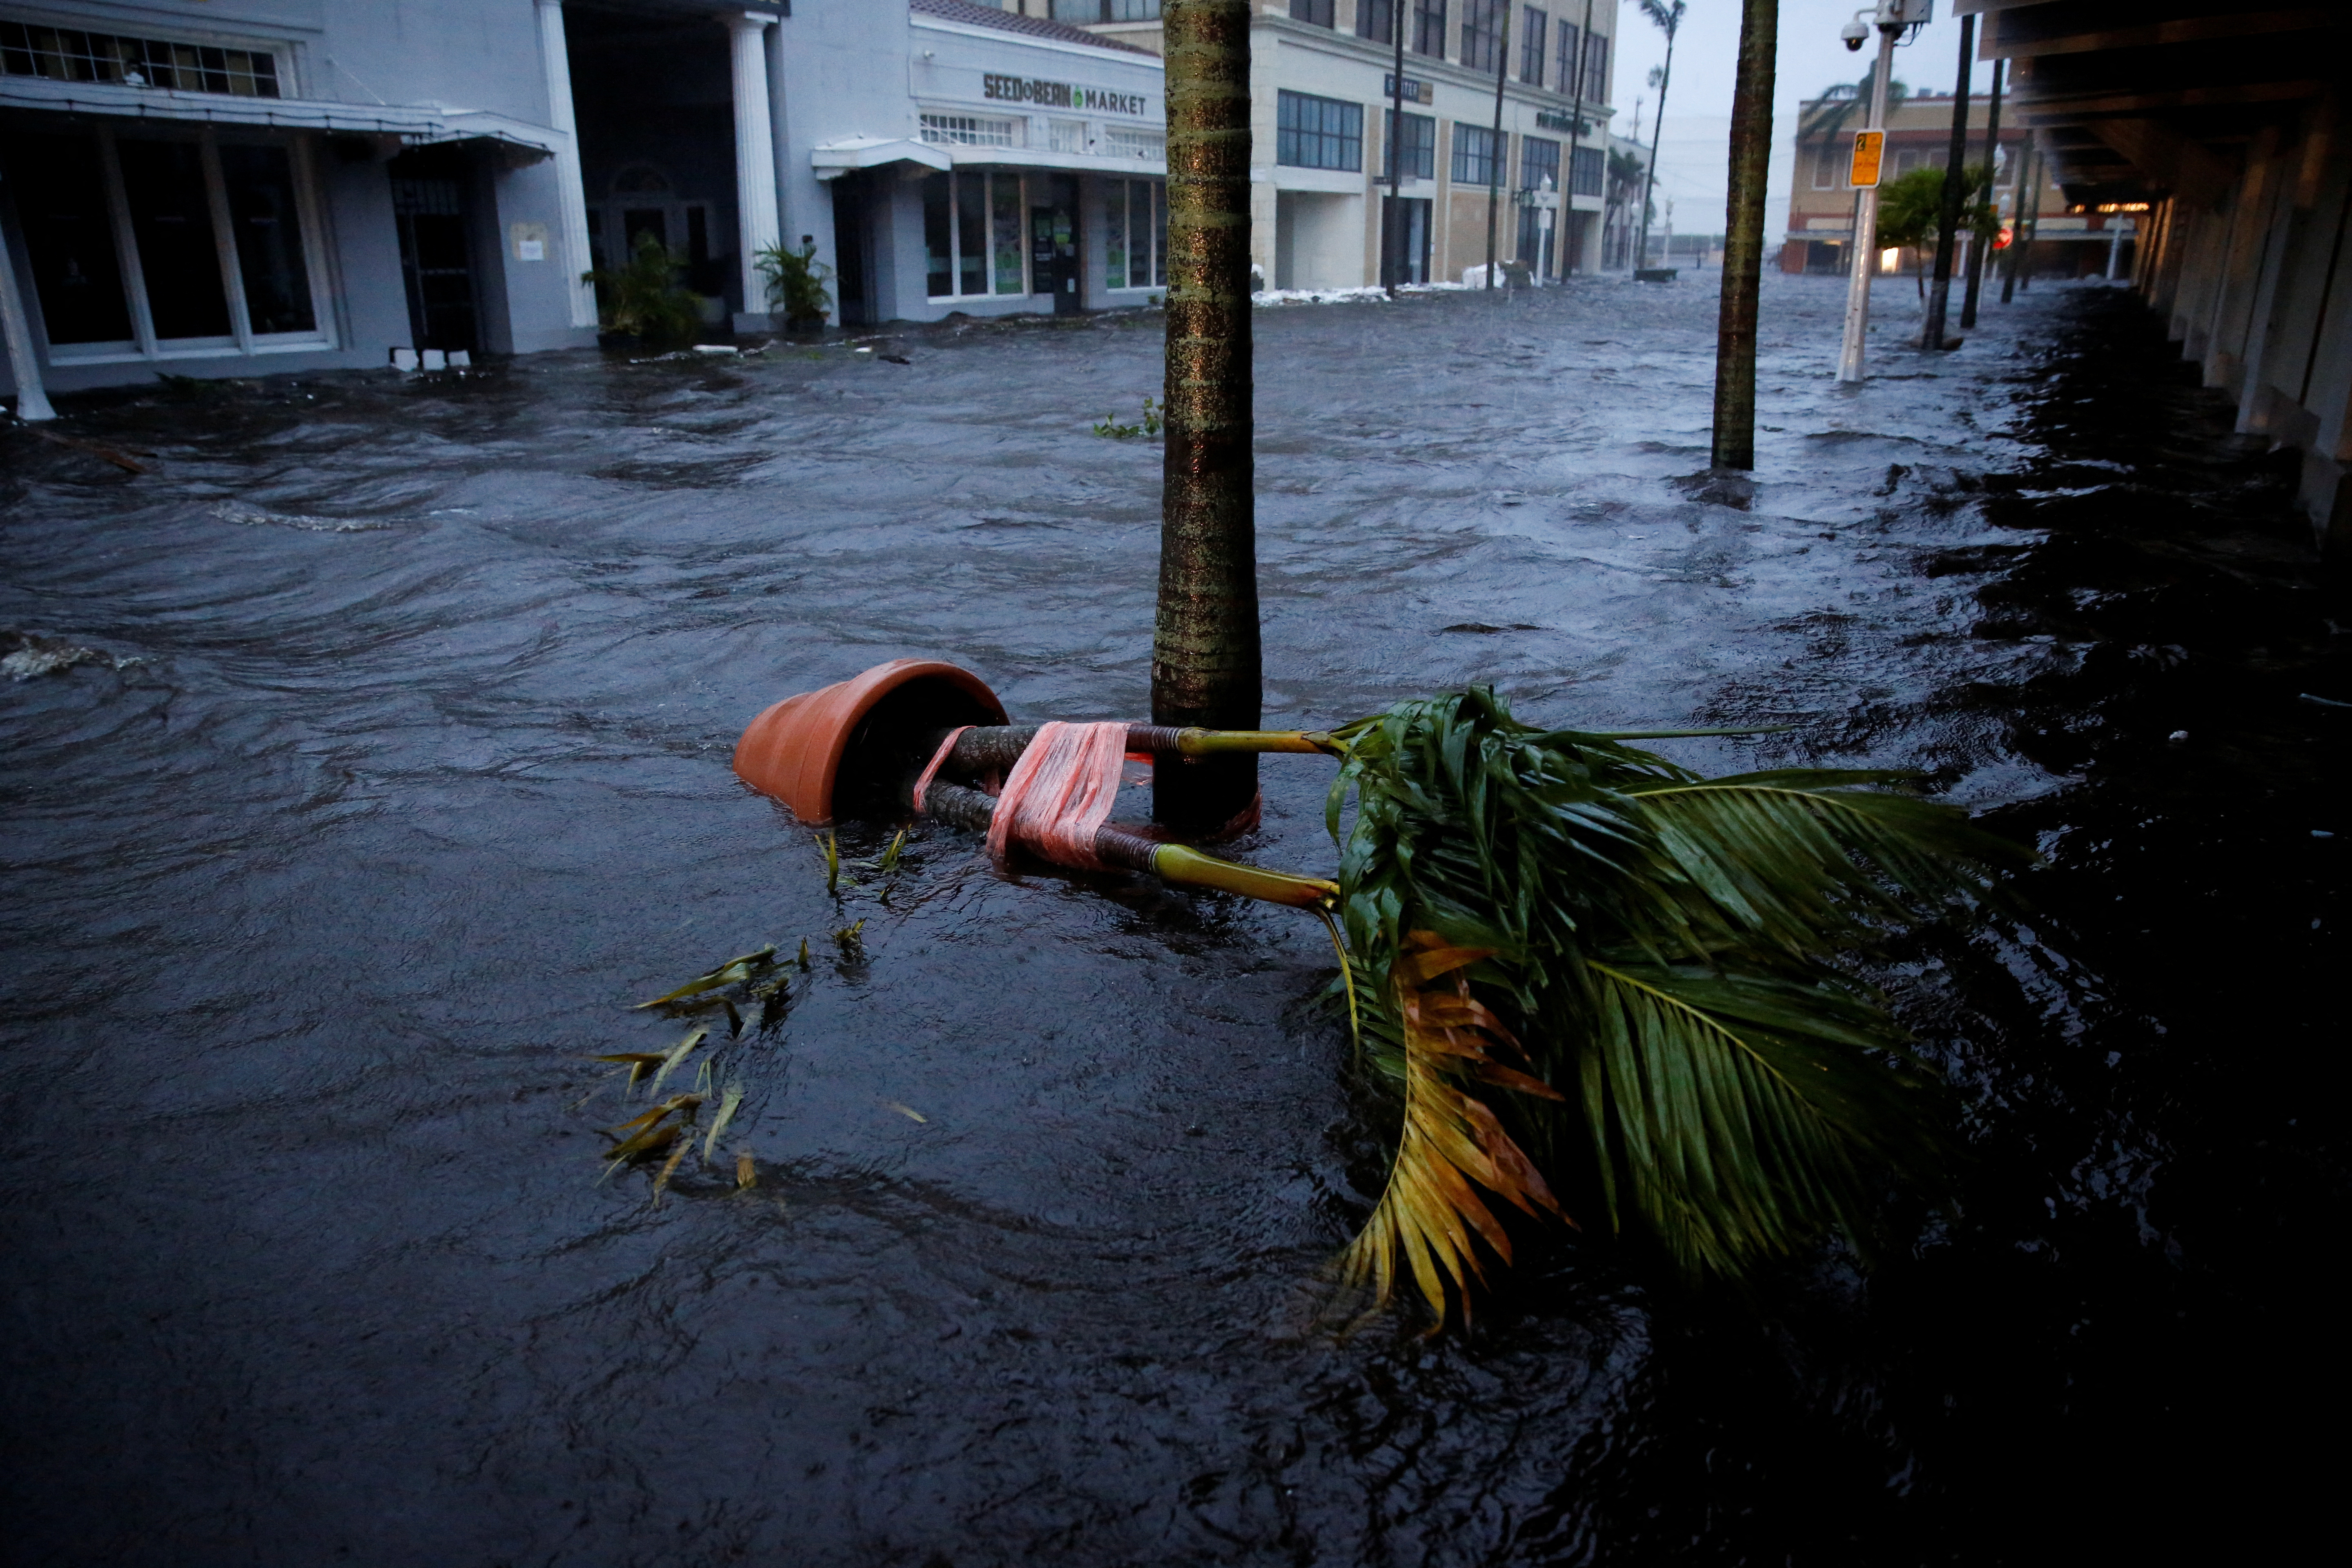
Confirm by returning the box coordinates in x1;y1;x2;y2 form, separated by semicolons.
754;240;835;332
583;232;702;350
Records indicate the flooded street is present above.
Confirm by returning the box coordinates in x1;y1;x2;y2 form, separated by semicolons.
4;273;2344;1564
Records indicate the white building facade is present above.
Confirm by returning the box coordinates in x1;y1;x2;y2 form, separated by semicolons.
1021;0;1622;288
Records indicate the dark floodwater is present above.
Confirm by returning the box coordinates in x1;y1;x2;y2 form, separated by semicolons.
4;275;2344;1566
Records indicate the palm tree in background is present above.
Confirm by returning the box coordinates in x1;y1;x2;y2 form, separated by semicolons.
1633;0;1685;271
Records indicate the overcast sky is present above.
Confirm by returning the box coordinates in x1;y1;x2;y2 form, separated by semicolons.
1606;0;1997;241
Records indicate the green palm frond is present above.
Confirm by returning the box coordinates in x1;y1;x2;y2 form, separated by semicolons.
1323;689;2028;1311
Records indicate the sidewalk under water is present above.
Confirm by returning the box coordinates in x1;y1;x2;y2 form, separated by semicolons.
2;274;2343;1564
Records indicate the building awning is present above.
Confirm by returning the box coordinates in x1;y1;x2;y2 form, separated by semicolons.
811;137;1169;182
810;137;951;179
0;74;561;159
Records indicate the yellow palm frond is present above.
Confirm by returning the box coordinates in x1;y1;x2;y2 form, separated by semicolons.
1338;935;1569;1325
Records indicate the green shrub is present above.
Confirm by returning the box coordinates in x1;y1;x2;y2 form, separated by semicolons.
583;232;702;347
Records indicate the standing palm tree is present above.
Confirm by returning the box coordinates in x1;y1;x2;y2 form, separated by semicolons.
1633;0;1684;272
1153;1;1261;831
1711;0;1777;471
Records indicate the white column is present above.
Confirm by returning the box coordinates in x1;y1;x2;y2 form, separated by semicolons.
0;203;56;421
728;13;782;319
535;0;599;330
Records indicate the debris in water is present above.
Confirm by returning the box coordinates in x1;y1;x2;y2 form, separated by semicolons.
735;1152;757;1189
885;1102;927;1124
3;633;138;682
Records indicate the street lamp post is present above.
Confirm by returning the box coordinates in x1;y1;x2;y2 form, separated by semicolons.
1835;0;1929;385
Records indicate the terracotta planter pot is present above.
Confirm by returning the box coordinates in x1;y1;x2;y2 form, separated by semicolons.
733;659;1008;823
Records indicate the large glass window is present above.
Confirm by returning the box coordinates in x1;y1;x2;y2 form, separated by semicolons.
0;20;280;96
1451;123;1502;186
118;138;232;340
220;145;315;335
1383;110;1436;181
990;176;1025;295
1277;90;1363;171
1049;1;1161;18
920;112;1019;148
1103;178;1166;291
923;171;1030;301
1584;33;1608;102
1356;0;1395;44
1460;0;1503;73
1520;135;1560;193
1570;144;1604;197
1556;22;1580;97
1289;0;1335;23
3;132;131;345
1520;8;1548;85
1414;0;1448;58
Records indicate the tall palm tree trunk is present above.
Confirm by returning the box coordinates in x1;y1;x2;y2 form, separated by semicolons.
1920;12;1974;349
1153;0;1261;831
1959;57;2001;328
1637;35;1676;270
1709;0;1775;470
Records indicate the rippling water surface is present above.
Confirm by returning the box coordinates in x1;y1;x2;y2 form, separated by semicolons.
4;275;2343;1565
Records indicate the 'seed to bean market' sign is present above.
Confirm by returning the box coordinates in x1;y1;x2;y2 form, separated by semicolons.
983;74;1148;116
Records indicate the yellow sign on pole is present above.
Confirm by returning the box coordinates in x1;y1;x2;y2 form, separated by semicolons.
1849;130;1885;189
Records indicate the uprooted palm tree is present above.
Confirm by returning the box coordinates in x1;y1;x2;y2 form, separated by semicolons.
1325;689;2027;1320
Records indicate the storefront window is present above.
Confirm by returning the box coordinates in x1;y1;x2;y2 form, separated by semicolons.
990;176;1025;295
4;132;132;345
921;172;1033;301
1103;178;1166;291
221;145;316;335
5;128;327;357
119;138;232;340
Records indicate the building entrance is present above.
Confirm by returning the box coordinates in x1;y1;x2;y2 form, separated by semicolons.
1029;174;1079;315
387;145;478;354
1382;195;1432;285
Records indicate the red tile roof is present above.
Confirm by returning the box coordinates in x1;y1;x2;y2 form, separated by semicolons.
910;0;1158;58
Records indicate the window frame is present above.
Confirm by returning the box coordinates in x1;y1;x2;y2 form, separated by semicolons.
1459;0;1503;73
922;169;1033;303
20;124;336;365
1383;109;1437;182
1102;176;1166;292
1287;0;1336;24
1518;134;1561;193
1555;22;1579;98
1276;89;1363;172
1450;121;1502;187
1413;1;1448;60
1519;8;1547;87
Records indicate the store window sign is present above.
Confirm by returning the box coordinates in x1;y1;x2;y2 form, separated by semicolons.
984;75;1148;116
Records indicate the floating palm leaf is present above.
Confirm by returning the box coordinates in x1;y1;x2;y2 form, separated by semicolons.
1325;689;2027;1312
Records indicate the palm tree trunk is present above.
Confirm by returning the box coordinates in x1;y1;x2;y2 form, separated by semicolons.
1959;57;2001;328
1709;0;1775;470
1920;12;1973;349
1153;0;1261;832
1637;32;1676;270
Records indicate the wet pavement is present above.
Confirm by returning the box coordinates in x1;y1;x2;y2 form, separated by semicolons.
3;273;2345;1566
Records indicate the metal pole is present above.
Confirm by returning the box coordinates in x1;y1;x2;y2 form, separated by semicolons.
1385;0;1406;293
1835;20;1897;383
1564;0;1594;275
2000;142;2029;302
1486;1;1512;289
2017;145;2043;291
1959;55;2000;328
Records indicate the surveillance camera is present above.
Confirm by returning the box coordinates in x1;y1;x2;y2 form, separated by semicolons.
1840;19;1870;49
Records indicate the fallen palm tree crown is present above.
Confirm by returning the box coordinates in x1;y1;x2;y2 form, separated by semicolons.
636;661;2028;1321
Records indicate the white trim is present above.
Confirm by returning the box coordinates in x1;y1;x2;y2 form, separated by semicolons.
811;136;951;178
0;72;563;155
